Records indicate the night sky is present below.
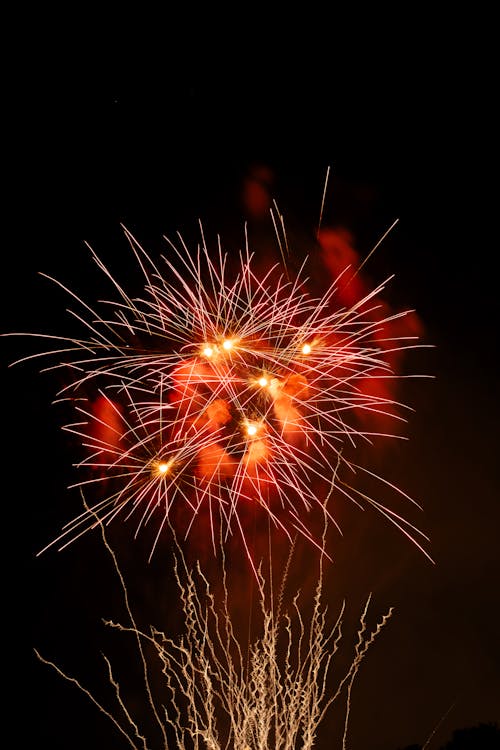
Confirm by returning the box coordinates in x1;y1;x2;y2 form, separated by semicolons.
4;13;498;750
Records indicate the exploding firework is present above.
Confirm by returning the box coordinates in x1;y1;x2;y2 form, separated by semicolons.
6;212;431;567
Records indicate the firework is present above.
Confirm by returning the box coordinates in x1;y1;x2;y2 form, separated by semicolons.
35;528;394;750
6;216;431;565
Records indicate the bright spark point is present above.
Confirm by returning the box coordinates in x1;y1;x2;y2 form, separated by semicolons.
246;423;259;437
156;460;172;476
222;338;234;351
202;345;214;358
257;376;269;388
301;343;312;355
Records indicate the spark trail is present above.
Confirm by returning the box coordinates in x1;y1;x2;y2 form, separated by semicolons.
7;218;432;566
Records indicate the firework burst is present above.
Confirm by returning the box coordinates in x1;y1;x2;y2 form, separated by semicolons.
7;216;431;566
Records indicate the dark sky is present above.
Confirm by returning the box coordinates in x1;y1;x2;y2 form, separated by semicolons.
4;13;498;750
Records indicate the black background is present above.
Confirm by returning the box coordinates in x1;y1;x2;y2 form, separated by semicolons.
4;10;498;750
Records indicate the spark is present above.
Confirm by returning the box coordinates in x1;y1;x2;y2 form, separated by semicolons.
201;344;214;358
155;460;173;476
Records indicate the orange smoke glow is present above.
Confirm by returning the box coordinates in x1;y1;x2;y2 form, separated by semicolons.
199;399;232;431
169;359;212;407
317;226;425;436
241;164;275;219
89;394;124;470
197;443;236;480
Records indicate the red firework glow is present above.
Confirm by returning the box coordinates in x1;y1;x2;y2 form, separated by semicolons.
8;215;432;569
